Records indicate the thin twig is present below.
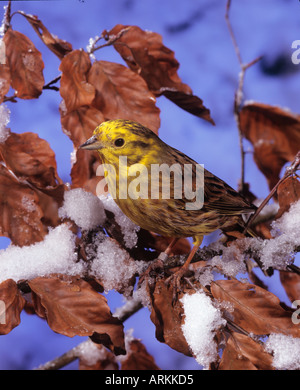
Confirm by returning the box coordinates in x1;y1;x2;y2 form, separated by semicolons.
87;26;131;54
225;0;262;192
35;345;81;370
43;75;61;91
226;318;263;343
3;93;17;103
225;0;242;66
244;151;300;234
287;264;300;275
225;0;245;189
225;318;265;347
113;296;143;323
4;75;61;99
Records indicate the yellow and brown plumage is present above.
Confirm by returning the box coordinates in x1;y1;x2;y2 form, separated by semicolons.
80;119;255;285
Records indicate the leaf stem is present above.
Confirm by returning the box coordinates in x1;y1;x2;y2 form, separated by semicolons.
43;75;61;91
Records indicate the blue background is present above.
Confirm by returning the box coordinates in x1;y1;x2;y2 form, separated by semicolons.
0;0;300;370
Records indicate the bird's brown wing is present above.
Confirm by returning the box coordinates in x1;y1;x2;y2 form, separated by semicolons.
167;145;256;216
203;169;256;215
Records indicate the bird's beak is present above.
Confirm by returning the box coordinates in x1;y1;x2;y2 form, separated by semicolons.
79;135;102;150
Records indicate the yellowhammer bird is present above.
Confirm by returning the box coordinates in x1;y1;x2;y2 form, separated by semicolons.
80;119;255;290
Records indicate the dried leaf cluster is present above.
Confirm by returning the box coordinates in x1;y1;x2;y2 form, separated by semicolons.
0;2;299;371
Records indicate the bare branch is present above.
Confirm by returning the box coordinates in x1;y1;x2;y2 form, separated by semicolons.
225;0;242;66
287;264;300;275
225;0;262;192
34;345;80;370
3;92;17;103
244;151;300;234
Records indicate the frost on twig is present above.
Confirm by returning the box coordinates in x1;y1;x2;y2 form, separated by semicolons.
86;26;131;57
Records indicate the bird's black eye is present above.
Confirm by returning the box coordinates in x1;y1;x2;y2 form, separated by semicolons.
114;138;125;147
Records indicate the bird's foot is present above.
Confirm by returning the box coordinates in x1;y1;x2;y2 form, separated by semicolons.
164;265;193;305
138;253;167;288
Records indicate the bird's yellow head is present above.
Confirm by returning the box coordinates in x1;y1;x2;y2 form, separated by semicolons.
80;119;161;166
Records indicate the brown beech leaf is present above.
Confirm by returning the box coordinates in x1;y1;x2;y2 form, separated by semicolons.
239;102;300;189
108;24;183;93
70;149;102;195
3;28;44;99
211;279;300;337
163;90;214;125
60;104;104;147
60;105;105;194
0;63;11;103
34;185;64;230
30;285;47;319
121;339;160;370
0;164;47;246
219;332;273;370
108;24;214;124
149;280;191;356
219;341;255;370
59;50;95;112
0;132;62;189
0;279;25;335
17;11;72;60
276;177;300;218
279;271;300;304
0;132;64;231
88;60;160;133
28;275;125;354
